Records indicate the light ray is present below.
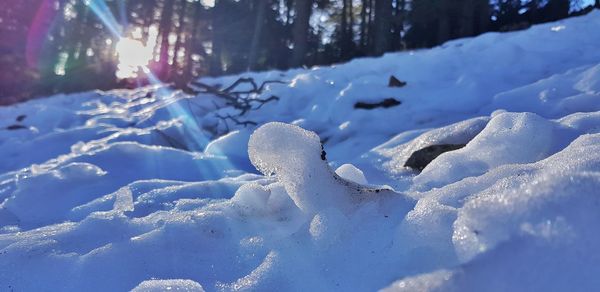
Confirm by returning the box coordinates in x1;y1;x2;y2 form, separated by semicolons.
85;0;237;174
143;67;212;150
86;0;122;37
143;68;238;174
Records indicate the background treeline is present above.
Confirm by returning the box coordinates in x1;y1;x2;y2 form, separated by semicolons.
1;0;598;104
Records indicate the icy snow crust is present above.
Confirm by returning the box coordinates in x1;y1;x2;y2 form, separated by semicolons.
1;12;600;291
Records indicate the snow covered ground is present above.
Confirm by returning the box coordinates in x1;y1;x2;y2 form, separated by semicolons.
1;11;600;291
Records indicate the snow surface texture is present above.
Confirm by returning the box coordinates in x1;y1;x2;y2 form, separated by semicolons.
132;279;205;292
1;12;600;291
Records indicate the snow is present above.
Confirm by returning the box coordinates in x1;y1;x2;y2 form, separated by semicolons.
335;164;368;185
132;279;205;292
1;11;600;291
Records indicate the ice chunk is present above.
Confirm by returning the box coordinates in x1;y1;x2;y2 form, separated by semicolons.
131;279;205;292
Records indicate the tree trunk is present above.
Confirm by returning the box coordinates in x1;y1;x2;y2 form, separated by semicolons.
340;0;354;59
348;0;354;37
184;2;204;81
367;0;374;48
436;3;450;44
210;0;223;75
64;0;88;74
528;0;540;23
141;0;157;42
360;0;368;50
285;0;293;27
171;0;187;81
391;0;406;50
475;0;490;34
460;0;475;37
157;0;175;80
248;0;268;71
373;0;392;55
290;0;312;67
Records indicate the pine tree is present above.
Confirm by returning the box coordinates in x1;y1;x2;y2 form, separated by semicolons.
373;0;392;55
291;0;313;67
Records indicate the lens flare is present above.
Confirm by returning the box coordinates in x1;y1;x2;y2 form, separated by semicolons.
86;0;121;37
85;0;235;174
115;38;153;79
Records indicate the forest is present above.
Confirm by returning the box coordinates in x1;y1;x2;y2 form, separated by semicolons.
1;0;598;104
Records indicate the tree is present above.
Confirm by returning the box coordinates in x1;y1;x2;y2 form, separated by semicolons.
359;0;370;52
184;1;208;81
170;0;189;83
291;0;314;67
542;0;570;21
248;0;269;70
391;0;407;50
157;0;175;80
373;0;392;55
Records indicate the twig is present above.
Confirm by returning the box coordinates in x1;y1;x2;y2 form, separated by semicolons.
186;77;285;135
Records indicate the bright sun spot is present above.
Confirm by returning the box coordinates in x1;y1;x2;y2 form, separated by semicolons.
201;0;215;8
115;38;153;79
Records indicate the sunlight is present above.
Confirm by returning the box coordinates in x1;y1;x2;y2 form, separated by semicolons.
201;0;215;8
115;38;153;79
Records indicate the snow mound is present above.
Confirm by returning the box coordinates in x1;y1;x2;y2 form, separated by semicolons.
389;174;600;292
204;129;253;170
335;163;368;185
414;112;559;189
452;134;600;262
375;116;490;177
248;122;413;214
487;63;600;118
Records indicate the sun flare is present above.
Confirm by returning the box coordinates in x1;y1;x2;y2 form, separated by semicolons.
115;38;154;79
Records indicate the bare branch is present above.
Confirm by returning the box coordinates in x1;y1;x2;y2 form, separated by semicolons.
185;77;286;135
